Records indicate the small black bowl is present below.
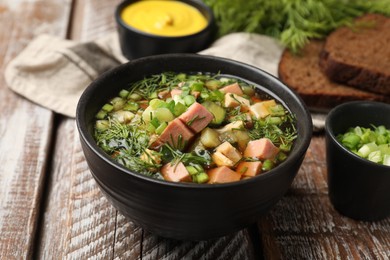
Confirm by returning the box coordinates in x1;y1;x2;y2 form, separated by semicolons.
76;54;312;240
115;0;216;60
325;101;390;221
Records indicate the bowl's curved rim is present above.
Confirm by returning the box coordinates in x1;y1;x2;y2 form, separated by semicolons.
115;0;216;40
76;53;313;189
325;100;390;170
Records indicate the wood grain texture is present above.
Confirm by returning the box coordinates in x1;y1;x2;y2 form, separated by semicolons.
0;0;72;258
34;0;258;259
258;137;390;259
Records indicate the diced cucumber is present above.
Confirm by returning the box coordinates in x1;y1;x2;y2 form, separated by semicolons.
190;82;204;92
200;127;221;148
186;166;198;175
194;172;209;183
149;99;166;109
241;85;255;96
205;80;221;90
202;101;226;125
154;107;174;122
173;102;187;116
123;101;139;111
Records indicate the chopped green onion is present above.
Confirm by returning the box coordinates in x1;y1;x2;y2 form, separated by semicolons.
102;103;114;112
155;122;168;135
119;89;130;98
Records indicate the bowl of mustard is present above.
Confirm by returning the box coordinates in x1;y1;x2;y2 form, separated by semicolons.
115;0;216;59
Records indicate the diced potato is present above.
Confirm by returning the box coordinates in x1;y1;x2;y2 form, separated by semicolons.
212;151;234;167
200;128;221;148
95;120;109;131
140;149;162;165
215;121;245;134
142;106;155;123
224;93;250;111
249;99;277;119
215;141;242;165
111;110;134;123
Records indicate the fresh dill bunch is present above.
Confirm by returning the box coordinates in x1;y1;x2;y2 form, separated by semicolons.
204;0;390;53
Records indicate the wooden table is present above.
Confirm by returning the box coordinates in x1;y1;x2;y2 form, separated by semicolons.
1;1;389;259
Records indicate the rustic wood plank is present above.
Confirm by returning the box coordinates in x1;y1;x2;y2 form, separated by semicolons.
37;0;123;258
36;118;76;259
36;0;259;258
0;0;72;258
257;136;390;259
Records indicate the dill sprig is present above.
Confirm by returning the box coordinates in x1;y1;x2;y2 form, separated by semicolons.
128;72;183;99
249;114;297;151
94;119;159;176
204;0;390;53
161;144;212;167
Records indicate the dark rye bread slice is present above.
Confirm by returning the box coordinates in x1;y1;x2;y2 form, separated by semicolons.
278;40;390;111
319;14;390;95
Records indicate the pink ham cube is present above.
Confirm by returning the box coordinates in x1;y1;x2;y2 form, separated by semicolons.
150;118;194;150
244;138;279;160
179;102;213;133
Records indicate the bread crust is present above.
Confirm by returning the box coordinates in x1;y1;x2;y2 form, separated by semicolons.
278;40;390;111
319;14;390;95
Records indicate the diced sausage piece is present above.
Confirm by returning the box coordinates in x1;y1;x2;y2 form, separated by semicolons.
208;166;241;184
236;161;262;177
244;138;279;160
179;102;214;133
215;141;242;165
220;83;244;95
224;93;250;111
150;118;194;150
161;162;192;182
249;100;277;119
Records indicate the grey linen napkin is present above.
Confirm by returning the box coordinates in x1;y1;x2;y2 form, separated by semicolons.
5;32;326;131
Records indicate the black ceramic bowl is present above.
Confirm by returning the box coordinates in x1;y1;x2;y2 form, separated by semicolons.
115;0;216;60
325;101;390;221
76;54;312;240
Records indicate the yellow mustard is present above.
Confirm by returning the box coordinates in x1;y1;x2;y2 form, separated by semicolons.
121;0;208;37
